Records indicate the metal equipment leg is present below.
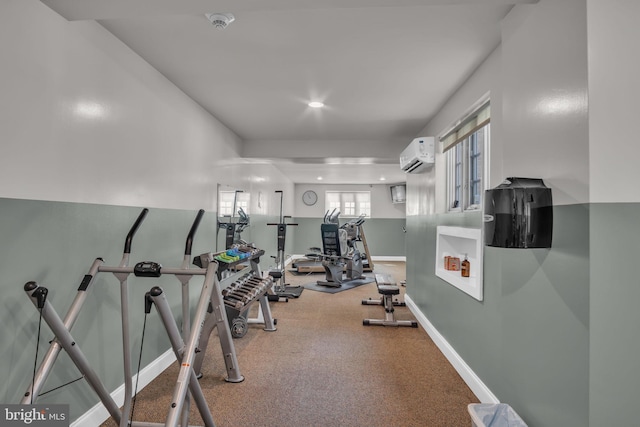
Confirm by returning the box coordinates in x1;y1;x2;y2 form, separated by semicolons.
362;274;418;328
23;282;123;424
147;286;216;427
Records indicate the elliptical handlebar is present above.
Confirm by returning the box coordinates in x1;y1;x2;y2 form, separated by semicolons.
184;209;205;256
324;208;340;224
341;214;366;228
237;207;249;224
124;208;149;254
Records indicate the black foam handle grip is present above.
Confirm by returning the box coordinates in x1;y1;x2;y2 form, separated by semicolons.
124;208;149;254
185;209;205;256
34;287;49;309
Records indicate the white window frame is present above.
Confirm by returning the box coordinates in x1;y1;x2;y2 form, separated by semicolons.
325;191;371;218
446;124;490;212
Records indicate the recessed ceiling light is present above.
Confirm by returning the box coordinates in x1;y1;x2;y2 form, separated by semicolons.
308;101;324;108
317;176;323;181
379;177;386;181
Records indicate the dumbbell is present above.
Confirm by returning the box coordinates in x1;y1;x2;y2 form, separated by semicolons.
224;289;254;302
225;278;256;293
222;287;243;299
227;282;262;297
246;276;266;285
258;276;275;290
223;296;251;310
223;299;245;310
238;276;261;286
259;276;274;287
245;277;269;292
230;283;265;299
235;273;253;283
229;278;263;295
226;291;258;305
242;278;264;289
232;278;256;290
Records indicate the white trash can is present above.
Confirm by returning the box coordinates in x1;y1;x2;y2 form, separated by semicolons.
468;403;528;427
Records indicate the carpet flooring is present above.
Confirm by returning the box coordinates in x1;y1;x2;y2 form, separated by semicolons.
101;261;478;427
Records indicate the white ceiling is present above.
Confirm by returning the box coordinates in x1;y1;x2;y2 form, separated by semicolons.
40;0;531;184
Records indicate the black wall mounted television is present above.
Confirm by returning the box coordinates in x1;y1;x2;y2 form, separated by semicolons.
390;185;406;204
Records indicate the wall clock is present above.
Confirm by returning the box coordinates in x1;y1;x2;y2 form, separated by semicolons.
302;190;318;206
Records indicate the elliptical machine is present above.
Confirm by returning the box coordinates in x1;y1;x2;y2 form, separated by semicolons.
291;210;373;274
267;190;304;299
316;211;365;288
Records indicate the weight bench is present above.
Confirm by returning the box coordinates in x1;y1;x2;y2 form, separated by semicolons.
362;273;418;328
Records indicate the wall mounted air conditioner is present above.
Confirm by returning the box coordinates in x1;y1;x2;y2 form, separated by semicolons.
400;137;435;173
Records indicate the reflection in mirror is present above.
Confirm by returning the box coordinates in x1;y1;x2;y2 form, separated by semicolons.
218;189;250;217
217;186;251;251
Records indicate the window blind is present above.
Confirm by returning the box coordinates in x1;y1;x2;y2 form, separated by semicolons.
440;100;490;152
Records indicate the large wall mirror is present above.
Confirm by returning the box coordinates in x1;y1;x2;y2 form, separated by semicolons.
217;184;251;251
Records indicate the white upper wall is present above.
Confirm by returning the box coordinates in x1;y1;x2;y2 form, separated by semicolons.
500;0;589;205
587;0;640;203
0;0;244;211
417;45;502;214
416;0;589;209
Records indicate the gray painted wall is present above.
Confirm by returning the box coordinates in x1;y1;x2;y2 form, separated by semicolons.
292;218;406;258
0;187;291;425
0;199;218;420
589;204;640;426
291;183;407;259
587;0;640;425
0;193;291;423
407;0;592;425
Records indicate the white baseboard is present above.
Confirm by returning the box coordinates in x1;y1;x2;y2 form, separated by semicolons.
405;294;499;404
71;349;176;427
289;254;406;263
370;256;406;262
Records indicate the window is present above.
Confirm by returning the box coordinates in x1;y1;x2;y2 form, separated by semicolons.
469;129;484;206
446;125;489;211
442;99;490;212
325;191;371;217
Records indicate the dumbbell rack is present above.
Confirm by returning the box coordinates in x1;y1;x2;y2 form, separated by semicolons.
222;272;275;338
192;244;277;379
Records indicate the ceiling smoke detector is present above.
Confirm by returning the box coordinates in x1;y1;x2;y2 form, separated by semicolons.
205;13;235;30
